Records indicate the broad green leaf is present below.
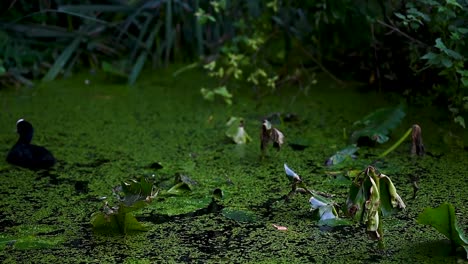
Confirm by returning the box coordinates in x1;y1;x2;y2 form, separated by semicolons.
91;211;146;234
91;177;157;234
213;86;233;105
421;52;437;61
435;38;448;52
350;105;406;144
378;175;406;217
346;180;367;221
394;12;406;20
417;203;468;258
201;86;232;105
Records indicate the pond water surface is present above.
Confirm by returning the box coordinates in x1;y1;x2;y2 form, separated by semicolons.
0;67;467;263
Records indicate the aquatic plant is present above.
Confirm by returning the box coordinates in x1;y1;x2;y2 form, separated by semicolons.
261;120;284;155
350;105;406;145
417;203;468;259
346;166;406;247
378;124;425;158
91;177;158;234
225;117;251;144
283;164;345;226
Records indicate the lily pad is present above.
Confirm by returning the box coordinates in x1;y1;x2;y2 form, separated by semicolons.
350;105;405;145
417;203;468;259
91;177;157;234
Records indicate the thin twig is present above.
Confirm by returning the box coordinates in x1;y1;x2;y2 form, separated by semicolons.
370;23;382;92
297;44;344;85
376;19;428;48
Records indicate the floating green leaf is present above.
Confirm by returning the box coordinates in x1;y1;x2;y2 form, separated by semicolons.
417;203;468;259
91;177;157;234
325;144;359;166
350;105;406;144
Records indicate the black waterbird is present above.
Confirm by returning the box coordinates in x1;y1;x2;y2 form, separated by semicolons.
6;119;56;169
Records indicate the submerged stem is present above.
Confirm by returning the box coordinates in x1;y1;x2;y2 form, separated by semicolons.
378;127;412;158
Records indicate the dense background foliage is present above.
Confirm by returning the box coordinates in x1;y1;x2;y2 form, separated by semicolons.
0;0;467;125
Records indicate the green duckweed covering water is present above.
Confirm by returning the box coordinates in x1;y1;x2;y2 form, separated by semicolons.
0;66;467;263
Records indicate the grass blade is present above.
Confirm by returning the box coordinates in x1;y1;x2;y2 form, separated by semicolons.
165;0;173;67
128;22;162;85
58;5;135;13
42;36;81;81
194;0;203;57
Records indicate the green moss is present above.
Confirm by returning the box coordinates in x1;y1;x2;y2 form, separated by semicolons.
0;67;466;262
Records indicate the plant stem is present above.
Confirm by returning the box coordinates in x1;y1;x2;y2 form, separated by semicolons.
378;127;412;158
